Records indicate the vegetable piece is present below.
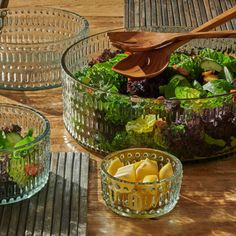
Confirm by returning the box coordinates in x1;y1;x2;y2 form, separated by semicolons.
204;133;226;147
223;66;234;83
126;114;156;134
203;80;233;95
175;87;201;99
200;59;223;72
164;74;191;99
5;132;22;149
203;74;218;82
25;163;39;177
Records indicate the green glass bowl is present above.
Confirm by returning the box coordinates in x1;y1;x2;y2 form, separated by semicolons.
100;148;183;218
0;103;50;205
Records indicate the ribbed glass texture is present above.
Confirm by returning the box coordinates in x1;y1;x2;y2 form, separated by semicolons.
0;7;89;90
62;27;236;161
0;104;50;205
101;148;183;218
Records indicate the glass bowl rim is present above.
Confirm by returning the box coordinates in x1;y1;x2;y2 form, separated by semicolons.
0;103;50;152
0;6;89;46
61;27;236;102
100;148;183;186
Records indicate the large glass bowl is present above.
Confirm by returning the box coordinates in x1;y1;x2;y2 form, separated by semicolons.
0;104;50;205
61;27;236;161
100;148;183;218
0;7;89;90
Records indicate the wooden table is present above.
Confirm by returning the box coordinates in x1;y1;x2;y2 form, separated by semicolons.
1;1;236;235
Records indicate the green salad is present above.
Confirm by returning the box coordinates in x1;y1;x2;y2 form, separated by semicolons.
72;48;236;159
0;125;40;187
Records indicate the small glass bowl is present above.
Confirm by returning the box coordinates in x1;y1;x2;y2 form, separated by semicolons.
100;148;183;218
0;103;50;205
0;7;89;90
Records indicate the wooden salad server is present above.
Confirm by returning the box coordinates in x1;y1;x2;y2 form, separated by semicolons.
112;5;236;79
110;30;236;52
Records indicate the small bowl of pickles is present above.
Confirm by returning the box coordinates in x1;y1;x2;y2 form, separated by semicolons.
100;148;183;218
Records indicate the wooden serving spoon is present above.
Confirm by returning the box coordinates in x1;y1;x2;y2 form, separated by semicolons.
111;30;236;52
112;5;236;79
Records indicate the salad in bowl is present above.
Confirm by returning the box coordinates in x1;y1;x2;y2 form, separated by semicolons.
62;28;236;161
0;104;50;204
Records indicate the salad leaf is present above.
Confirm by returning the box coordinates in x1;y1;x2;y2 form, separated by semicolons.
175;86;201;99
199;48;232;65
75;54;128;93
192;80;207;96
168;53;189;66
224;59;236;75
223;66;234;83
126;115;156;134
204;133;226;147
203;80;233;95
164;75;191;99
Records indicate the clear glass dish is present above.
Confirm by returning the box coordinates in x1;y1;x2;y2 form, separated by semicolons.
61;27;236;161
0;103;50;205
100;148;183;218
0;7;89;90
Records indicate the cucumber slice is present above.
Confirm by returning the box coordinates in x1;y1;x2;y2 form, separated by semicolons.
200;60;223;72
5;132;22;148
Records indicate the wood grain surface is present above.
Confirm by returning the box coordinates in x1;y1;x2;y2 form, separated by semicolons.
0;1;236;236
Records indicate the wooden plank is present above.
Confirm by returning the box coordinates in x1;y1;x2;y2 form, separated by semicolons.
124;0;129;28
43;152;58;235
160;0;168;26
69;152;81;235
150;0;157;27
7;203;21;235
166;0;174;26
156;0;163;26
140;0;146;27
177;0;187;26
128;0;135;29
183;0;192;26
60;152;73;236
25;191;39;234
197;0;208;24
51;152;66;235
192;0;203;25
0;205;12;235
133;0;140;28
170;0;181;26
145;0;151;27
33;175;49;234
78;153;89;236
17;200;30;236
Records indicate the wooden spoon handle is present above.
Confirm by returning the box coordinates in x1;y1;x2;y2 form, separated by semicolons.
169;6;236;51
192;5;236;32
176;30;236;40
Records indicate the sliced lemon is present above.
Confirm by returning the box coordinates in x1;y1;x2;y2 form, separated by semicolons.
107;157;123;176
136;158;158;181
159;162;174;180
